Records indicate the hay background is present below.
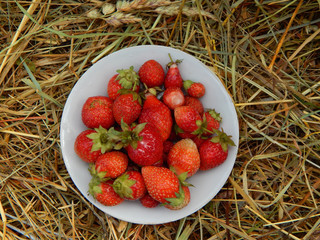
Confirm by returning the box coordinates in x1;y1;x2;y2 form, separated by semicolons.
1;0;320;239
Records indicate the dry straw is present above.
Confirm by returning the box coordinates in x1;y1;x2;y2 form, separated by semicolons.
0;0;319;239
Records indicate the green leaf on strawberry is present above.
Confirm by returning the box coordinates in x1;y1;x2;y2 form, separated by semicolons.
86;125;113;153
116;66;140;91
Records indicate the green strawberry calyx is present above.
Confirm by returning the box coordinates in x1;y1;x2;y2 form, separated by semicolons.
88;176;103;198
207;109;222;122
107;120;146;150
88;163;110;181
210;129;235;152
116;66;140;91
86;125;113;153
165;184;185;207
112;173;136;199
183;80;194;91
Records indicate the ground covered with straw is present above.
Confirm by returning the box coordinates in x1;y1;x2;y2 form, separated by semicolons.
0;0;320;239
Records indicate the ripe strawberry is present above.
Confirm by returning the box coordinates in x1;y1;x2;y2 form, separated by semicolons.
167;138;200;177
139;60;165;87
192;135;206;148
125;123;163;166
141;166;179;203
107;67;140;101
202;109;222;136
89;179;124;206
139;192;160;208
90;151;128;180
164;55;183;89
113;170;146;200
183;80;205;98
139;94;173;141
164;185;190;210
174;106;202;134
81;96;114;129
184;96;204;115
108;122;163;166
74;127;112;163
112;91;142;125
162;87;185;110
199;129;235;170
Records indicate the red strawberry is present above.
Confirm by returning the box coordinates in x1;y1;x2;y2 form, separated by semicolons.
183;80;205;98
164;55;183;89
164;185;190;210
202;109;222;136
107;74;122;101
162;87;185;110
139;60;165;87
125;123;163;166
141;166;179;203
174;106;202;133
113;170;146;200
89;179;124;206
184;96;204;115
108;122;164;166
81;96;114;129
192;135;206;148
139;94;173;141
74;127;112;163
199;130;235;170
112;92;142;125
90;151;128;179
167;138;200;177
139;192;160;208
141;94;162;109
107;68;140;101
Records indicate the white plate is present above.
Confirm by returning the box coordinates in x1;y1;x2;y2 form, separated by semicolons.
60;45;239;225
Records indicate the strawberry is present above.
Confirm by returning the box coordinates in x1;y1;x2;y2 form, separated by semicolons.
162;87;185;110
74;127;112;163
107;67;140;101
164;185;190;210
192;135;206;148
90;151;128;180
113;170;146;200
112;91;142;125
202;109;222;136
174;106;202;134
138;60;165;87
89;179;124;206
164;55;183;89
139;94;173;141
183;80;205;98
184;96;204;115
141;166;180;203
81;96;114;129
108;122;163;166
199;129;235;170
139;192;160;208
167;138;200;177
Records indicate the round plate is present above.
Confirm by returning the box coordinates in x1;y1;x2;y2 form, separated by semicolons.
60;45;239;225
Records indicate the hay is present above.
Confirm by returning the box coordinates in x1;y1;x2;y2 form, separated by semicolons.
1;0;319;239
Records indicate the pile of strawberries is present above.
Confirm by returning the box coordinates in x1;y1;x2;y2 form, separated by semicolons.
74;55;235;210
